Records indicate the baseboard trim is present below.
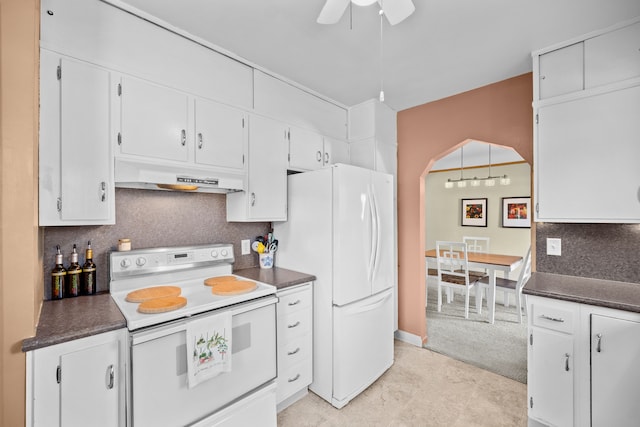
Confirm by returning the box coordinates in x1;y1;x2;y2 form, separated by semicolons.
394;329;423;347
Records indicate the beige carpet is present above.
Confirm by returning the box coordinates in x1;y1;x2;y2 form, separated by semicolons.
277;340;527;426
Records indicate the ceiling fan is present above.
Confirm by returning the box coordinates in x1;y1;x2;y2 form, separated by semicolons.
317;0;415;26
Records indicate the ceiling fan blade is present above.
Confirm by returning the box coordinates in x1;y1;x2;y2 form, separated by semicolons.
317;0;351;24
382;0;415;25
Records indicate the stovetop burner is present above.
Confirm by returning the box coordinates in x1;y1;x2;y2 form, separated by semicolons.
109;244;276;331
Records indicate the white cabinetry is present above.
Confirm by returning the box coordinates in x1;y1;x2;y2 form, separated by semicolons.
119;76;190;162
27;329;127;427
527;297;577;427
590;313;640;427
194;98;246;171
532;17;640;223
39;50;115;225
276;284;313;411
287;126;325;171
226;114;287;221
527;296;640;427
348;99;397;175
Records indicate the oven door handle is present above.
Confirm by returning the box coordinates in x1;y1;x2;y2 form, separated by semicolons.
131;295;278;345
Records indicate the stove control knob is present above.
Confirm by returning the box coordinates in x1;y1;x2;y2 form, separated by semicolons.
211;250;219;258
120;258;131;269
136;257;146;267
221;249;229;257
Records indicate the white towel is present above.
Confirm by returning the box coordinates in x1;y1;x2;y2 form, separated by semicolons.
186;311;232;388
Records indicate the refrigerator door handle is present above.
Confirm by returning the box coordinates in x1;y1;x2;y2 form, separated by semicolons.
367;188;376;284
339;290;392;315
370;187;381;282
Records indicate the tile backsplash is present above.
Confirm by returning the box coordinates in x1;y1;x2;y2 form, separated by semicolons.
536;223;640;284
43;188;270;299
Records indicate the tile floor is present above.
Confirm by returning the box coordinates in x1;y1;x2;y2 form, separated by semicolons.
278;340;527;426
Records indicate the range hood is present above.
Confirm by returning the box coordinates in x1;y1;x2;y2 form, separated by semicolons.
115;157;244;193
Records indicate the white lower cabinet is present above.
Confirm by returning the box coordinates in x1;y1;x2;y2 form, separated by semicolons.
276;284;313;411
527;296;640;427
26;329;127;427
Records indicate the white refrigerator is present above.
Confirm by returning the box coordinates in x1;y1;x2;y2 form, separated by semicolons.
274;163;395;409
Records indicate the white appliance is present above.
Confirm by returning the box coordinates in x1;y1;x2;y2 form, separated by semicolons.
274;163;395;409
109;244;277;426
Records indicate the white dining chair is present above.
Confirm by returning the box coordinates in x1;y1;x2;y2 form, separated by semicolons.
425;258;439;307
435;241;482;319
479;246;532;323
463;236;490;254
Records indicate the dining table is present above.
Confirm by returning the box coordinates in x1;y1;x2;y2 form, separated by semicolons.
425;249;523;324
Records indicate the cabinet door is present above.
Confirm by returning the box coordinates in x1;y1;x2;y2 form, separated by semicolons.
194;98;246;170
324;137;350;166
241;114;287;221
538;42;584;99
585;22;640;89
120;77;189;162
528;328;574;427
591;314;640;427
288;126;324;171
535;85;640;222
60;339;120;427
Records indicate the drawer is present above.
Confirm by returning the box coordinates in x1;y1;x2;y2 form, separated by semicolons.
276;358;312;403
278;333;312;367
278;307;312;341
531;300;576;334
277;285;312;316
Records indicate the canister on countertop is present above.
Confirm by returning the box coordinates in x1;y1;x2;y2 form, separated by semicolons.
51;245;66;300
66;244;81;297
81;240;96;295
118;238;131;251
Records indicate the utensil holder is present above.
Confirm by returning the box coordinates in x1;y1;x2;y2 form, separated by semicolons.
259;252;274;269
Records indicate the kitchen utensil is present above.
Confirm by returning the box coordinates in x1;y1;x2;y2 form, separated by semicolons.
268;243;278;253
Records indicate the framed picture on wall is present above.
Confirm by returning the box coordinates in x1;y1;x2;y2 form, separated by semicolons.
461;198;487;227
502;197;531;228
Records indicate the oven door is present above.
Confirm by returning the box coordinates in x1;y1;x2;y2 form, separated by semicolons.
129;296;277;427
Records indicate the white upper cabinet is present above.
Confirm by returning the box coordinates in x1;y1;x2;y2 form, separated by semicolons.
325;137;350;166
585;21;640;90
39;50;115;225
194;98;246;171
538;42;584;100
227;114;288;222
348;99;397;175
119;76;190;162
288;126;326;172
533;17;640;223
253;70;347;140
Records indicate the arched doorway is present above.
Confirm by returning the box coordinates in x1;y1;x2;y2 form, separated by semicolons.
395;73;534;346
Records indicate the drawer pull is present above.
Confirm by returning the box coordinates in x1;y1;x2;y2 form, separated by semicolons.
287;321;301;329
287;347;301;356
288;373;301;383
539;314;565;323
596;333;602;353
107;365;115;389
564;353;570;372
288;299;301;306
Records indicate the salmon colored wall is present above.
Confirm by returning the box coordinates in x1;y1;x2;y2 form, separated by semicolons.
396;73;533;343
1;0;41;424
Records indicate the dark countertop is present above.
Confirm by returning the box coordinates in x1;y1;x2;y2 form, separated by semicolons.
23;267;314;352
22;293;126;352
234;266;315;290
523;272;640;313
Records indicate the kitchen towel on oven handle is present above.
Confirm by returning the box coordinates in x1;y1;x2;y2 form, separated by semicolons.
185;311;232;388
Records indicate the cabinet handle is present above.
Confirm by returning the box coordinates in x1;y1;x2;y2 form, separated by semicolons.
324;152;329;165
287;321;300;329
287;373;301;383
107;364;114;389
198;133;203;149
180;129;186;146
316;150;322;162
564;353;570;372
250;192;256;207
541;75;546;80
288;299;301;306
539;314;564;323
287;347;301;356
596;333;602;353
100;181;106;202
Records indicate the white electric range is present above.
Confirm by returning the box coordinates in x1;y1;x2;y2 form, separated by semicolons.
109;244;278;427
